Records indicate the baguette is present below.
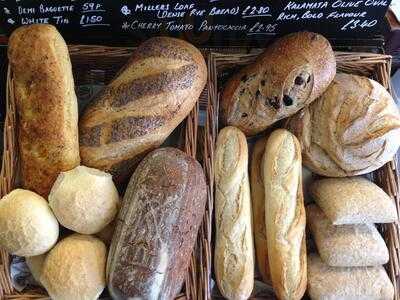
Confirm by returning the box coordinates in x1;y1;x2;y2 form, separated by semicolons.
263;129;307;300
107;148;207;300
250;137;270;283
8;24;80;197
79;37;207;185
306;204;389;267
214;126;254;300
308;253;394;300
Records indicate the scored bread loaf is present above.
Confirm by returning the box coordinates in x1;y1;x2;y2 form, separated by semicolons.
307;253;394;300
263;129;307;300
287;73;400;177
79;37;207;185
214;126;254;300
250;137;270;283
8;24;80;197
221;32;336;136
107;148;207;300
306;204;389;267
310;177;397;225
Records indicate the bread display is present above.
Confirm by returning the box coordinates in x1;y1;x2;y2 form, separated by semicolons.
287;73;400;177
41;234;106;300
0;189;59;257
107;148;207;300
221;32;336;136
26;254;46;284
307;254;394;300
79;37;207;185
250;137;270;283
306;204;389;267
214;126;254;300
263;129;307;300
310;177;397;225
49;166;119;235
8;24;80;197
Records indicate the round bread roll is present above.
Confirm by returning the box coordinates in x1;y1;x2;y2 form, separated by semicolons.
0;189;59;256
26;254;46;284
49;166;119;234
287;73;400;177
41;234;106;300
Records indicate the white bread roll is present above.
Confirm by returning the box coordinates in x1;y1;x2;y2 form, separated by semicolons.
308;253;394;300
263;129;307;300
26;254;46;284
41;234;106;300
310;177;397;225
0;189;59;256
49;166;119;234
306;204;388;267
214;126;254;300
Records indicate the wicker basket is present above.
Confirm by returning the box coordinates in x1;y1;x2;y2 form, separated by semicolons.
0;45;213;300
206;51;400;299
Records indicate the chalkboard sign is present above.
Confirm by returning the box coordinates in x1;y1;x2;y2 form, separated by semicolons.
0;0;391;47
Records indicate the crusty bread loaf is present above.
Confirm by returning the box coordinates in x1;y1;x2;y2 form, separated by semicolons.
221;32;336;136
0;189;59;257
41;234;106;300
263;129;307;300
8;24;80;197
26;254;46;285
308;253;394;300
107;148;207;300
49;166;119;234
79;37;207;185
310;177;397;225
214;126;254;300
287;73;400;177
306;204;389;267
250;137;270;283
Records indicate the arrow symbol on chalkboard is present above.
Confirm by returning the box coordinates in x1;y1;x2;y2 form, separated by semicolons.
121;5;131;16
7;18;15;24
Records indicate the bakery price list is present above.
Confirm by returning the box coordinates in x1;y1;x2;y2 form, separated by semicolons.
0;0;391;46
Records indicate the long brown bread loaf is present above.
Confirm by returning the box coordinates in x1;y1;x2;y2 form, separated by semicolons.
8;24;80;197
107;148;207;300
79;37;207;185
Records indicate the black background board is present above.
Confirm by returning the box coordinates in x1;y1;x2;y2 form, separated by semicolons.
0;0;391;48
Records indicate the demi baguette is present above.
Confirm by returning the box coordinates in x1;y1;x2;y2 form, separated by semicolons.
263;129;307;300
214;126;254;300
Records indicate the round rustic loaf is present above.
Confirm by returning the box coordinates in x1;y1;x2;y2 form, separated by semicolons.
26;254;46;284
287;73;400;177
41;234;106;300
0;189;59;257
49;166;119;234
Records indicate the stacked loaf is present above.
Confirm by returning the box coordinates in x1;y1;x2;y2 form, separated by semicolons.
2;24;208;300
306;177;396;299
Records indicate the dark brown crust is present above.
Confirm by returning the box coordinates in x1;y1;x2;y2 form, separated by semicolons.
107;148;207;299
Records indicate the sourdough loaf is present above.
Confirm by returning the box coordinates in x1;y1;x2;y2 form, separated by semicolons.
250;137;270;283
214;127;254;300
310;177;397;225
306;204;389;267
79;37;207;185
287;73;400;177
307;254;394;300
263;129;307;300
8;24;80;197
221;32;336;136
107;148;207;300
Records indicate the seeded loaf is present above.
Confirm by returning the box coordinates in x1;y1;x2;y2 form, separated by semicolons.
214;127;254;300
307;253;394;300
79;37;207;185
250;137;270;283
306;204;389;267
287;73;400;177
8;24;80;197
310;177;397;225
263;129;307;300
221;32;336;136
